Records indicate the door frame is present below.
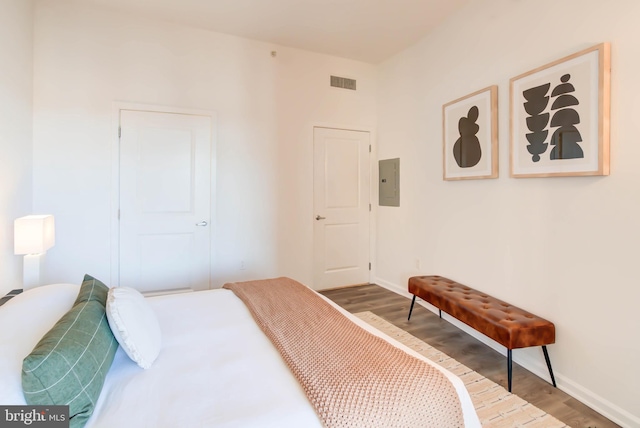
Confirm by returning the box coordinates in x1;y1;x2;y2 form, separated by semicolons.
311;123;376;289
110;102;217;287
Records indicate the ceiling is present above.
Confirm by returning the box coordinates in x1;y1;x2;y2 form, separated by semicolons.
75;0;468;63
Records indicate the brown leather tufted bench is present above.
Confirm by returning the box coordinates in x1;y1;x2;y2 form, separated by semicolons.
408;275;556;392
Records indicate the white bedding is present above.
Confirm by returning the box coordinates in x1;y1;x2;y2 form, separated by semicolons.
1;284;480;427
0;283;80;405
90;289;323;427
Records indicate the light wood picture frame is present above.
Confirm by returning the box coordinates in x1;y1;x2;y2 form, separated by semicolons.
442;86;498;181
510;43;610;178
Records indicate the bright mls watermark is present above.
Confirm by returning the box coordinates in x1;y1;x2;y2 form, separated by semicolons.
0;406;68;428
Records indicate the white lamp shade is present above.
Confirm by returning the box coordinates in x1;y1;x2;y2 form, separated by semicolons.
14;215;55;255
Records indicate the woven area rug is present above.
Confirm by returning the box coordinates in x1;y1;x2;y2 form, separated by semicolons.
354;311;570;428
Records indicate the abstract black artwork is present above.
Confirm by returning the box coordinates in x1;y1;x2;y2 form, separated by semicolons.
510;43;610;177
453;106;482;168
443;86;498;180
522;83;551;162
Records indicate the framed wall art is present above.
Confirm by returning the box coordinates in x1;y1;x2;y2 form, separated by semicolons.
442;86;498;180
510;43;610;178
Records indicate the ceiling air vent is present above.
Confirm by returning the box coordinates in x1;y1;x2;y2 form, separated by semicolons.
330;75;356;91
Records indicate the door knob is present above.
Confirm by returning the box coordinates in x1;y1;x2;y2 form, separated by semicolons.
315;215;326;220
196;221;208;226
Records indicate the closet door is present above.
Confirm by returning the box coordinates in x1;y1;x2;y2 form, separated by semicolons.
119;109;212;292
313;127;371;290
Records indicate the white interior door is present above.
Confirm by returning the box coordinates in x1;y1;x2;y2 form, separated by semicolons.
313;127;370;290
119;110;212;292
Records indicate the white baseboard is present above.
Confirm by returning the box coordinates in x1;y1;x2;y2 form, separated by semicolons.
370;275;639;428
141;287;193;297
372;276;407;296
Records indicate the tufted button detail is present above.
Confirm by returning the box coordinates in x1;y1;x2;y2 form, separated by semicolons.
407;275;556;351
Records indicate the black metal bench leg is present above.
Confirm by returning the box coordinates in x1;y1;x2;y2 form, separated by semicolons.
542;346;557;388
507;349;513;392
439;309;442;318
408;295;416;320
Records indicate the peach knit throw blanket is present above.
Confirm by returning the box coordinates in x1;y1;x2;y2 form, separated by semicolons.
223;277;465;428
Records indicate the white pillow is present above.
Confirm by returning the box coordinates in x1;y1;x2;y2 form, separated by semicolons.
106;287;162;369
0;283;79;405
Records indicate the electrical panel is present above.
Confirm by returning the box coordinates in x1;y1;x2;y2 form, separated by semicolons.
379;158;399;207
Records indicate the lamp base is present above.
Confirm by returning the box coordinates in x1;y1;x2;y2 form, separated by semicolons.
23;254;44;290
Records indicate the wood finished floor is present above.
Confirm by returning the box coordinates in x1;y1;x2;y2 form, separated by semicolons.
320;284;620;428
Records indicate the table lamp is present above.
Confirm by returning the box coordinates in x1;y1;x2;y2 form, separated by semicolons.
14;215;55;290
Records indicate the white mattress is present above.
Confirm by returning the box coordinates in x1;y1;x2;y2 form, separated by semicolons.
1;285;480;427
90;288;480;427
88;289;323;427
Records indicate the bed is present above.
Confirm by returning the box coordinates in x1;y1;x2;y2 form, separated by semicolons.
0;276;481;427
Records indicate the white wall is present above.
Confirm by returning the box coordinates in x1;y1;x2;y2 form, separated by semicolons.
0;0;34;296
32;1;376;289
374;0;639;426
30;0;638;423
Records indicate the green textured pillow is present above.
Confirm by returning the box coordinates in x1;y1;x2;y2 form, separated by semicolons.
74;274;110;307
22;300;118;428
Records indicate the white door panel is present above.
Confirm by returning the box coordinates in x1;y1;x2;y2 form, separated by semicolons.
313;127;370;289
119;110;211;292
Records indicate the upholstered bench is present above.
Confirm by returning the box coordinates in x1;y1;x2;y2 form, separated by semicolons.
407;275;556;392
